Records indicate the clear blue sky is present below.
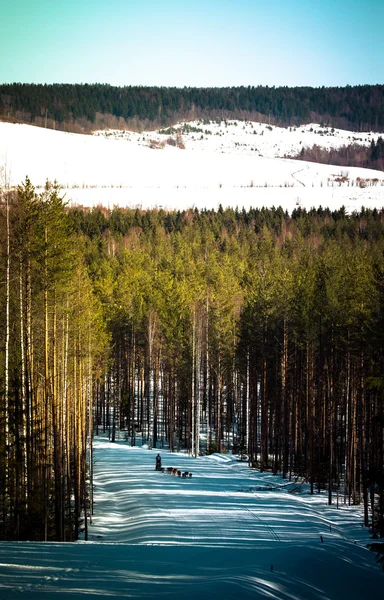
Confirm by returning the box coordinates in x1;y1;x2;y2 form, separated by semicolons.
0;0;383;87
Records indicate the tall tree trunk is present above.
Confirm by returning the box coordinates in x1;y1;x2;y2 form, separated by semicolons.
195;309;202;458
282;318;289;478
246;350;250;460
360;350;369;525
4;189;10;518
19;257;28;517
260;327;268;471
191;307;196;456
44;225;50;541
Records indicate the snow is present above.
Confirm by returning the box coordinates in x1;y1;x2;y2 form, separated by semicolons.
1;120;383;213
0;436;382;599
94;121;381;159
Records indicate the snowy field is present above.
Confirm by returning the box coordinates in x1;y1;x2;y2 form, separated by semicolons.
0;436;382;599
0;120;383;213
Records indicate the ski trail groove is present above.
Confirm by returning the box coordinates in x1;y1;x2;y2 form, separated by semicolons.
291;164;309;187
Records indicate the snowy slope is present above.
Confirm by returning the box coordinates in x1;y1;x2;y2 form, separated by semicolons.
0;437;381;599
96;120;380;159
0;120;383;212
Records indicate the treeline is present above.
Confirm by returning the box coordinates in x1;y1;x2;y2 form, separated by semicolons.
1;186;384;541
1;83;384;133
0;180;108;541
294;136;384;171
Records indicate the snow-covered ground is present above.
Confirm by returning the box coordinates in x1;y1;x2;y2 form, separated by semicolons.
0;120;383;213
95;120;380;159
0;436;382;599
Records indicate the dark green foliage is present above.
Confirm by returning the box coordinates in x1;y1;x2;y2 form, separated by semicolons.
78;203;384;535
1;83;384;132
3;192;384;541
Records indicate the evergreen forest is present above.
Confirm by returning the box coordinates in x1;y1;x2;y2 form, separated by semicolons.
1;83;384;132
1;180;384;542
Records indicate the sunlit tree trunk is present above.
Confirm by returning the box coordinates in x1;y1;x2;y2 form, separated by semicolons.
19;257;28;511
62;304;69;540
4;189;10;512
43;225;50;541
147;310;157;448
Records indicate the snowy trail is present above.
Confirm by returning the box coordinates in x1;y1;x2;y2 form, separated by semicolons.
0;436;382;599
91;440;280;546
89;439;368;547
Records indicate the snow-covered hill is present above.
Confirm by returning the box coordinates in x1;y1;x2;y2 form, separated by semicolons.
0;437;382;599
1;120;383;212
96;120;380;159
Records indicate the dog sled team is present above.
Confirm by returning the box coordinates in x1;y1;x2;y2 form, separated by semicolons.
155;453;192;478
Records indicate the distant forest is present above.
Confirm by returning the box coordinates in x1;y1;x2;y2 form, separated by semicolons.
1;83;384;133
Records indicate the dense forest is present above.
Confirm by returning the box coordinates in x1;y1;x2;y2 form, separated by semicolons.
1;83;384;133
1;180;384;542
0;180;108;541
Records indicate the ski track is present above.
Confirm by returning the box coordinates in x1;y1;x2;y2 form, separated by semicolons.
291;165;309;187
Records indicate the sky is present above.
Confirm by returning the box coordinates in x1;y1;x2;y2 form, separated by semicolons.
0;0;383;87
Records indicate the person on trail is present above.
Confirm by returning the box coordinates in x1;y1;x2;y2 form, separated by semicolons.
156;453;161;470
